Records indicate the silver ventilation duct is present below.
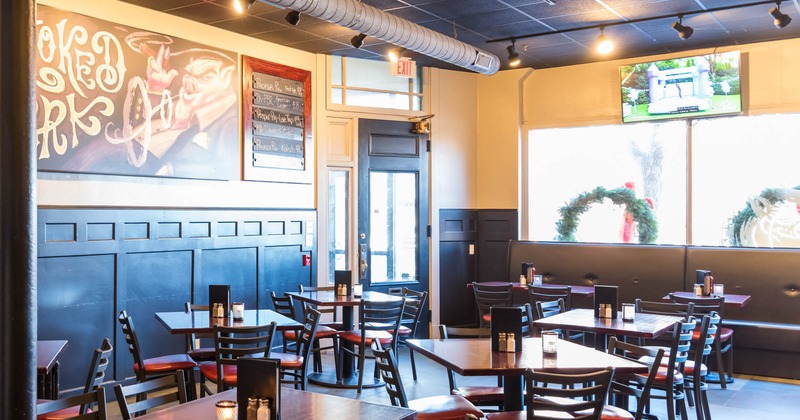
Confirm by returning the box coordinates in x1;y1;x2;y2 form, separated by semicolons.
256;0;501;75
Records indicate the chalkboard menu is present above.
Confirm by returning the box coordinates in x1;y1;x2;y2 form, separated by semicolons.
243;56;312;183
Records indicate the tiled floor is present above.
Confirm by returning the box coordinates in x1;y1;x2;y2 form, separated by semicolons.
106;348;800;419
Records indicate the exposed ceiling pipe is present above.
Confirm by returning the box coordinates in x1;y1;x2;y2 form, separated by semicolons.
256;0;501;75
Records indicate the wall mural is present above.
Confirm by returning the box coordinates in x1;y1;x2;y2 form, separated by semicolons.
35;5;240;180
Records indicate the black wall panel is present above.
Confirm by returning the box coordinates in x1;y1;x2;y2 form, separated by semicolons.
439;210;478;327
37;208;316;394
477;210;518;283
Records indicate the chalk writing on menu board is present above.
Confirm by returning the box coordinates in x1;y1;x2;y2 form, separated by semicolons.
250;71;306;170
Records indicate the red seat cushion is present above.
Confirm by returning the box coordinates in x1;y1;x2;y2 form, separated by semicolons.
187;347;216;361
36;400;86;420
284;325;338;341
452;386;505;404
272;352;304;369
134;354;197;375
719;327;733;341
390;325;413;336
643;365;683;383
408;395;484;420
579;405;635;419
681;360;708;376
482;313;492;323
198;361;238;386
485;410;572;419
339;330;394;346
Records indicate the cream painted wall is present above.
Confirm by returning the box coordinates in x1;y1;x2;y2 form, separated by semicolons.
37;0;318;209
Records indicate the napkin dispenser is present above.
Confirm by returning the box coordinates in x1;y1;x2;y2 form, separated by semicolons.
237;358;281;420
593;285;618;319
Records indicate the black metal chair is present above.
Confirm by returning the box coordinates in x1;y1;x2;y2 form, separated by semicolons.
113;370;188;419
646;318;696;420
198;322;277;396
271;307;321;390
684;313;719;420
373;342;485;419
37;388;107;420
607;336;666;420
439;324;504;411
528;284;573;310
472;282;514;328
393;287;429;380
183;302;215;362
338;298;405;393
297;284;342;373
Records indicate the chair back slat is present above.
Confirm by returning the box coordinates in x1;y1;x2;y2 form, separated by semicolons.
534;298;565;320
472;282;513;327
669;294;725;318
297;284;339;321
113;370;187;420
525;367;614;419
270;291;296;319
213;322;277;390
118;311;147;382
38;387;108;420
373;343;409;408
636;299;695;319
607;336;666;420
528;285;572;310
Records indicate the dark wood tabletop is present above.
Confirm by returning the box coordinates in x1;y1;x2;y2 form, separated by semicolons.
155;309;301;335
287;290;402;306
663;291;751;308
469;282;595;296
533;308;681;339
406;337;647;377
136;388;416;419
37;340;68;374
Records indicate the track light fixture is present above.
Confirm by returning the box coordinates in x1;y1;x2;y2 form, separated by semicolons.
285;10;301;26
232;0;257;14
351;33;367;49
769;2;792;29
672;15;694;40
507;39;521;67
388;47;407;62
596;27;614;54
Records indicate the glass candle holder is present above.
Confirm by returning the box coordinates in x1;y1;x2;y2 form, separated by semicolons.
622;303;636;322
231;302;245;320
353;284;363;297
713;283;724;296
541;330;558;354
215;400;237;420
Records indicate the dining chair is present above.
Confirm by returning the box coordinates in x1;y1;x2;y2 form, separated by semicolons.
683;313;719;420
472;282;513;328
269;291;300;352
113;370;188;419
183;302;215;362
634;299;694;347
373;342;485;420
393;287;429;380
532;298;585;344
338;297;405;393
118;311;198;399
37;338;113;419
37;387;108;420
606;336;666;420
271;307;320;390
528;284;573;310
646;318;695;420
485;367;617;420
439;324;504;412
297;284;343;373
669;293;733;389
198;322;277;396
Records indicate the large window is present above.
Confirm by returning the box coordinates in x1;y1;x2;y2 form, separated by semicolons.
330;56;423;111
527;113;800;248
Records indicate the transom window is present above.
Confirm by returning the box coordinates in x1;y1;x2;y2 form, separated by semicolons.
330;56;423;111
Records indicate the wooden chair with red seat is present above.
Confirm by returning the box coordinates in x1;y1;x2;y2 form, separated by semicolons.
198;321;277;397
37;387;107;420
271;306;320;390
118;311;198;399
373;342;485;420
113;369;188;419
438;324;504;412
669;293;733;389
683;313;719;420
644;318;695;420
606;336;666;420
485;367;616;420
183;302;215;363
472;282;513;329
338;297;406;394
37;338;113;420
394;287;429;380
297;284;343;373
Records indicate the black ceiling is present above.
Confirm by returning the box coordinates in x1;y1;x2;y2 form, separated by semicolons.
119;0;800;72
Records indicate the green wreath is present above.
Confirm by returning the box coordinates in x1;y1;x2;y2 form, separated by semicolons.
729;186;800;246
555;186;658;243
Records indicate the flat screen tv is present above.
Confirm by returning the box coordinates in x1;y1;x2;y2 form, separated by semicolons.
620;51;742;123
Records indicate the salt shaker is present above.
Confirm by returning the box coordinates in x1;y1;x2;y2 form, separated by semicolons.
506;333;515;352
257;398;270;420
246;397;259;420
498;332;507;352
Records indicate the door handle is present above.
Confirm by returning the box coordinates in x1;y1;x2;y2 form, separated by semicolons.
359;243;368;280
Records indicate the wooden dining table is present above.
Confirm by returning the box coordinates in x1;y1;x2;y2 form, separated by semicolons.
407;336;647;412
663;291;752;308
469;281;595;296
533;308;682;350
287;290;402;389
37;340;68;400
136;388;416;419
155;309;302;334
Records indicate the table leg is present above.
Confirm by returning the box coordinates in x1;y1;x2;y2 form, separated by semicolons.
504;374;524;411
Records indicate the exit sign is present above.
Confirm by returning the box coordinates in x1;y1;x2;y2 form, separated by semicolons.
391;58;416;78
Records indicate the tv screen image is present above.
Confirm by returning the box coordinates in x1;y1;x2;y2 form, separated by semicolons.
620;51;741;123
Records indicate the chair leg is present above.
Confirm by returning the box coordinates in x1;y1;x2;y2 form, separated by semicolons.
701;388;712;420
693;384;703;420
356;343;366;394
409;347;417;381
666;385;675;420
312;340;322;373
676;385;688;420
714;337;727;390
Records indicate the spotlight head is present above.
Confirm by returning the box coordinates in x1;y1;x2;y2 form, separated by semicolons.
596;29;614;54
285;10;301;26
507;42;521;67
769;5;792;29
388;47;407;62
351;33;367;49
233;0;256;14
672;21;694;40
